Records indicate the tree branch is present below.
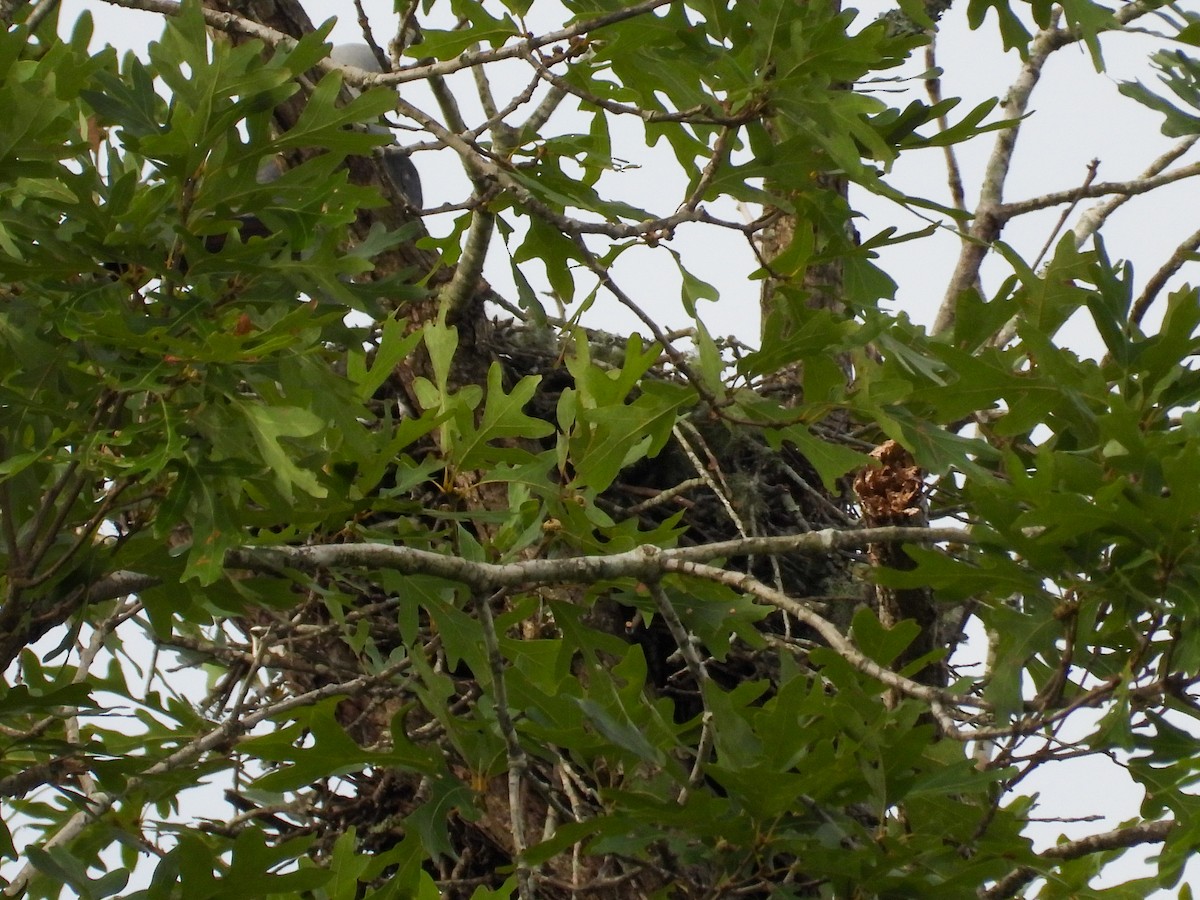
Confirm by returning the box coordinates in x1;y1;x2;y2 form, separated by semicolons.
661;557;987;712
934;0;1166;335
1029;158;1098;270
935;13;1062;334
104;0;674;88
925;36;966;213
225;526;973;591
24;0;57;31
996;161;1200;222
2;658;412;897
522;48;748;126
438;197;495;320
647;581;714;801
979;820;1176;899
1071;136;1199;247
106;0;302;49
465;70;543;142
1130;222;1200;327
473;588;533;899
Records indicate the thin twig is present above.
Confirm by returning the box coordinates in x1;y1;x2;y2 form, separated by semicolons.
680;126;734;214
22;479;131;591
472;588;533;899
571;245;723;408
998;160;1200;222
1073;136;1199;246
392;0;421;65
520;82;567;135
2;657;413;897
1130;222;1200;327
22;393;123;575
661;557;986;711
935;0;1166;335
621;477;707;516
522;48;749;126
648;581;713;802
465;71;543;141
1030;158;1098;270
351;0;389;71
102;0;675;87
987;157;1105;348
925;37;966;212
389;81;744;249
671;424;746;537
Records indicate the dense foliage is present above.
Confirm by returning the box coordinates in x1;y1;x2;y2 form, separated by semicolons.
2;0;1200;897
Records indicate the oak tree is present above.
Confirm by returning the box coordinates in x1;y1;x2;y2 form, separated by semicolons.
2;0;1200;897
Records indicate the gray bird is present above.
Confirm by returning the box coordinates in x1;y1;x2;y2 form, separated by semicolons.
329;43;423;209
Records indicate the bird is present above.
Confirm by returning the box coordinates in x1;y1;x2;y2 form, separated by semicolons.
329;43;423;209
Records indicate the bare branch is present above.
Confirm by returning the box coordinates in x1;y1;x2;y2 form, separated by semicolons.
680;126;735;215
647;581;713;801
351;0;388;71
473;588;533;899
1130;222;1200;327
225;526;975;592
996;161;1200;222
424;65;498;320
660;557;985;710
935;0;1169;335
83;569;161;603
428;70;469;136
104;0;675;88
520;82;568;136
925;37;966;213
935;12;1063;334
386;0;677;88
22;392;121;574
392;0;421;66
1073;136;1199;246
105;0;301;49
3;657;413;896
618;477;707;517
990;152;1200;348
1030;158;1098;270
401;85;749;249
522;49;748;126
24;0;57;31
439;198;495;319
465;70;543;141
0;757;88;800
671;423;746;537
471;50;503;125
388;83;737;249
980;820;1176;899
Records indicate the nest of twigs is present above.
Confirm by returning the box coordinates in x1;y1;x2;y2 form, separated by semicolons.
219;316;870;898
